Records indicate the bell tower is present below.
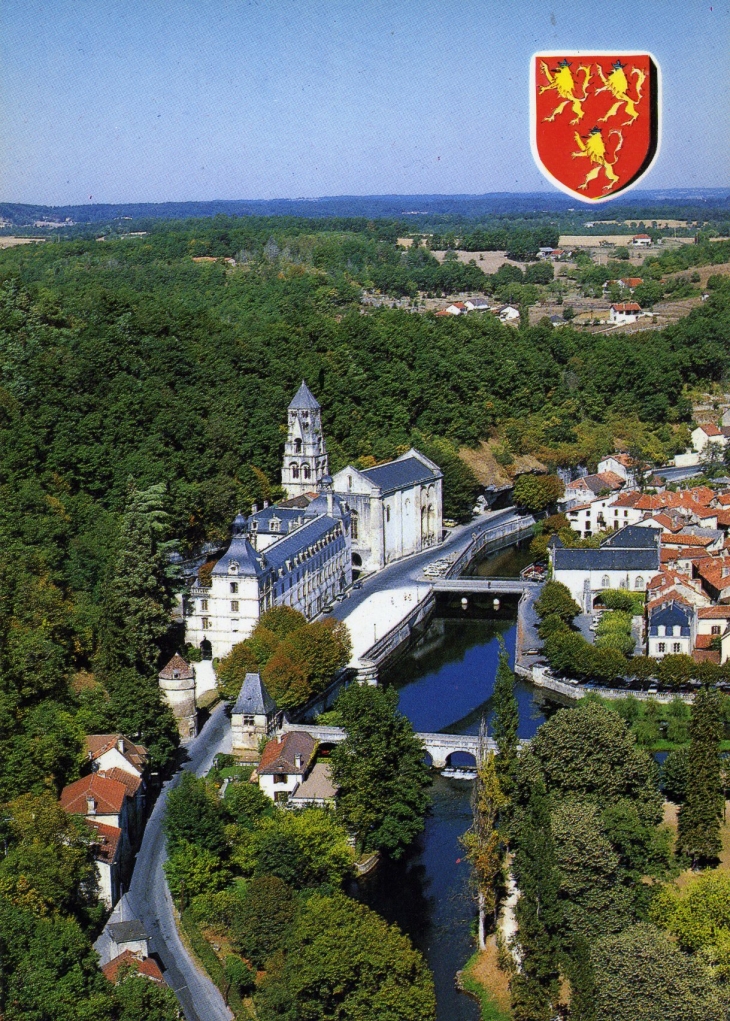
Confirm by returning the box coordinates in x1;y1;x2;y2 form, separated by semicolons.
282;381;329;498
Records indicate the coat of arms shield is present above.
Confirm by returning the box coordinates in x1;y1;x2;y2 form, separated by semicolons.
531;52;660;202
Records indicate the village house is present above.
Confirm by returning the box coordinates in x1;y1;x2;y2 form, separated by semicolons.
102;950;165;988
691;423;727;452
288;761;337;808
464;297;490;311
562;471;625;510
695;557;730;603
255;731;318;803
86;821;122;908
647;600;695;659
631;233;652;246
444;301;467;315
610;302;643;325
85;734;149;779
550;525;661;612
495;304;520;322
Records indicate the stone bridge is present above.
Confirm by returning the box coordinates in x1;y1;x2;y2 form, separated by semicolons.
281;723;494;769
433;577;540;596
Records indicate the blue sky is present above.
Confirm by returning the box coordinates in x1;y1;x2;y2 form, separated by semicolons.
1;0;728;204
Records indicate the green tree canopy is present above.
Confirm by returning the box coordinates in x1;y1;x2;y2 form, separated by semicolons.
330;684;431;858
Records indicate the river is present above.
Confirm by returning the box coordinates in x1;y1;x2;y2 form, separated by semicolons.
354;542;544;1021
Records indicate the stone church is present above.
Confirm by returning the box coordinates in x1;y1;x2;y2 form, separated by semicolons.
182;382;442;659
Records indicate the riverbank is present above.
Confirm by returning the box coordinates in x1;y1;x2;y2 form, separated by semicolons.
458;948;511;1021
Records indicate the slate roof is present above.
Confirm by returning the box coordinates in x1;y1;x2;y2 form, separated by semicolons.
566;472;624;495
158;653;194;680
360;453;441;494
214;513;344;578
288;381;320;410
602;525;661;549
107;920;148;944
211;534;266;577
289;761;337;803
233;673;277;716
648;600;693;633
258;731;317;775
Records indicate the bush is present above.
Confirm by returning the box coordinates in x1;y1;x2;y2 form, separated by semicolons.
598;589;635;612
535;581;581;623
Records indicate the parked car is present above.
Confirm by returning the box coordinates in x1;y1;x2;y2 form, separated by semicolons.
335;592;348;602
353;581;363;590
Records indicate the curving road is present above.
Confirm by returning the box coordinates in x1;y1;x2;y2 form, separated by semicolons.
127;702;234;1021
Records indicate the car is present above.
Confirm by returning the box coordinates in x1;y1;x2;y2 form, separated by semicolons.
322;604;334;614
648;685;659;694
335;592;348;602
353;581;363;589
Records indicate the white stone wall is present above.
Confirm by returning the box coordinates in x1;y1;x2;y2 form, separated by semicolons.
554;567;649;612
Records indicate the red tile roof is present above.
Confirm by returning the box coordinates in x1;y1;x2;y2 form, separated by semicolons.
158;653;194;680
99;768;141;797
258;732;317;775
693;649;721;664
86;820;122;865
103;950;165;985
611;302;641;312
700;424;723;437
661;532;714;547
61;774;127;816
85;735;148;773
698;606;730;618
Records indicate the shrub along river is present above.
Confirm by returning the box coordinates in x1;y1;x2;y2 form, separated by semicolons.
352;542;545;1021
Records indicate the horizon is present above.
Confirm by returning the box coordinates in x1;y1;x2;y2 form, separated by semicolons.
2;0;728;207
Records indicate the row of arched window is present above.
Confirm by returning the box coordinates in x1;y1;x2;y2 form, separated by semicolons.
601;575;644;590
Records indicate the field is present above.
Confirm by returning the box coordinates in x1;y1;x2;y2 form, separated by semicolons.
0;236;47;248
430;249;528;273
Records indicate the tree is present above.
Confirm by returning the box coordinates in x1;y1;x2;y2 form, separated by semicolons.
236;808;354;888
677;685;723;864
221;780;272;829
534;581;580;623
528;701;662;824
661;747;689;803
230;875;296;967
511;780;563;1021
651;870;730;981
254;891;436;1021
98;481;177;678
164;771;227;856
513;474;564;512
461;722;507;948
491;639;519;802
163;841;228;903
330;685;431;858
590;923;723;1021
115;971;182;1021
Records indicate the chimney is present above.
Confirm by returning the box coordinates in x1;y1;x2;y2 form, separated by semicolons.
252;503;258;514
327;491;333;515
263;500;269;509
86;796;97;815
116;737;124;753
294;753;303;770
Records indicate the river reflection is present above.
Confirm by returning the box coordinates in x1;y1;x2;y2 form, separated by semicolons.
354;572;545;1020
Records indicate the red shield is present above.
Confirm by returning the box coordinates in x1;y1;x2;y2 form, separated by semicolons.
531;52;659;202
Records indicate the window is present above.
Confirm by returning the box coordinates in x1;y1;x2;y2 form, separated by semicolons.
270;517;281;532
624;510;628;517
673;625;681;637
202;617;210;630
273;773;287;785
241;714;255;725
229;562;239;575
291;463;299;479
230;582;238;593
200;598;208;612
658;642;666;653
385;506;391;523
294;438;302;453
634;576;644;590
303;464;311;480
712;625;721;635
601;575;610;589
351;511;358;540
231;600;239;612
348;475;353;491
658;625;665;637
673;642;682;653
232;619;239;632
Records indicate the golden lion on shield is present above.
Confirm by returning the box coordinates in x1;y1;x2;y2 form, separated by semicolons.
539;58;592;125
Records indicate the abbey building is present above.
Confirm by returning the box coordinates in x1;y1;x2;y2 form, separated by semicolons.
182;382;442;659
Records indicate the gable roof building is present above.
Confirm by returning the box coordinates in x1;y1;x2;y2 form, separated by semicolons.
85;735;149;778
551;525;661;611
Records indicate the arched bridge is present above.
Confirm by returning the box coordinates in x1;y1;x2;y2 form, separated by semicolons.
281;723;495;770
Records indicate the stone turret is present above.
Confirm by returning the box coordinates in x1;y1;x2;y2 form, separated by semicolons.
231;672;278;759
158;654;197;739
281;382;328;498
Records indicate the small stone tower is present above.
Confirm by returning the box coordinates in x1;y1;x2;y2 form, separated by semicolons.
158;654;197;739
281;381;328;498
231;672;278;759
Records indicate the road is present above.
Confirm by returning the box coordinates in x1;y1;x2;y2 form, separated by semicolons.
328;506;525;626
127;703;233;1021
654;464;702;483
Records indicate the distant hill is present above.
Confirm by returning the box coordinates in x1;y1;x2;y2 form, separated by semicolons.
1;188;729;230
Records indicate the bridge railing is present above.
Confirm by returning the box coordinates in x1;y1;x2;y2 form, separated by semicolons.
445;515;536;580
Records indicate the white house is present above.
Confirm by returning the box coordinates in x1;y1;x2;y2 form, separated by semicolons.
691;424;727;452
496;304;520;321
550;525;661;612
333;449;443;575
610;302;642;324
631;234;652;246
445;302;467;315
465;297;490;311
647;601;696;659
597;454;640;486
85;734;149;779
256;731;317;803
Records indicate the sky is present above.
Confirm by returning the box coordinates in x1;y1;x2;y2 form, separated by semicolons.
1;0;729;205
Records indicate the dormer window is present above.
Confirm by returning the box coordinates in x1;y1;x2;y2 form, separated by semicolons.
250;520;258;531
270;517;281;532
229;561;239;575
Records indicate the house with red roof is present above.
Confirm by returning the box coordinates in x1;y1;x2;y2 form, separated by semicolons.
692;423;727;453
102;950;165;986
610;302;643;324
631;233;652;246
86;820;123;908
254;731;318;803
85;734;149;779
